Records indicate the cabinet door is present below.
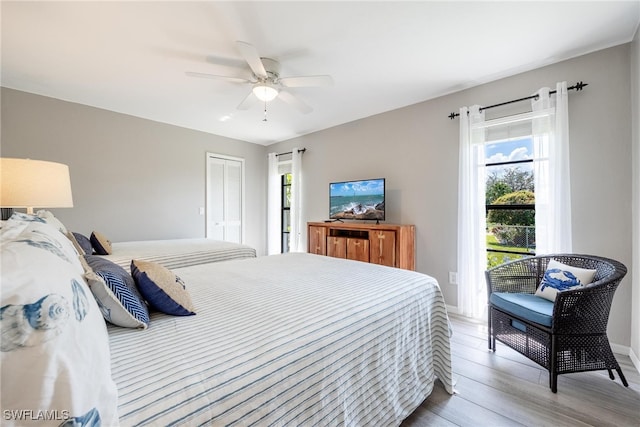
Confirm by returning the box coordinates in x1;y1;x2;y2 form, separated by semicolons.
308;226;327;255
370;230;396;267
347;238;370;263
327;236;347;258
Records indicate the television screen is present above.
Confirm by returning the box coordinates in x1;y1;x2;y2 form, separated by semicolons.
329;178;385;221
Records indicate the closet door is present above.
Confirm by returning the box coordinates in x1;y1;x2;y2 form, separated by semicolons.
206;153;244;243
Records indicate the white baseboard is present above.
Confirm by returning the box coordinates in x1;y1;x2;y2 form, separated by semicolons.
611;344;640;375
610;343;630;357
630;347;640;375
446;305;460;315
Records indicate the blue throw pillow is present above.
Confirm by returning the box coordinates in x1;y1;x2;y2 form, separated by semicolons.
73;232;94;255
131;260;196;316
84;255;149;328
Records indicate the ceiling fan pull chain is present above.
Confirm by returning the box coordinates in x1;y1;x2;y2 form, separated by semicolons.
263;99;268;122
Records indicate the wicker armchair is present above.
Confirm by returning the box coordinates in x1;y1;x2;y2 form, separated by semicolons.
485;254;628;393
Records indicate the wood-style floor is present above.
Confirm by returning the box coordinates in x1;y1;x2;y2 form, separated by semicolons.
402;314;640;427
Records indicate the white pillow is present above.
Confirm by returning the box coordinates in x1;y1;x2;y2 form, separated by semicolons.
36;209;69;235
0;217;30;241
1;223;118;426
4;211;69;236
8;220;84;275
535;259;597;302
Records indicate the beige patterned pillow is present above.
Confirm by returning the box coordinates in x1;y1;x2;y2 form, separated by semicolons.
90;231;112;255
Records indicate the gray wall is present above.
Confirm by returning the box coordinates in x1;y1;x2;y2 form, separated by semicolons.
0;89;267;254
270;44;635;349
631;27;639;367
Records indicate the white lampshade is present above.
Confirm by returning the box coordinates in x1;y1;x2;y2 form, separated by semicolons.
253;83;279;102
0;158;74;214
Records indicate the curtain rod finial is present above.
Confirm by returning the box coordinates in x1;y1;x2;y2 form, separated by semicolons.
574;81;588;91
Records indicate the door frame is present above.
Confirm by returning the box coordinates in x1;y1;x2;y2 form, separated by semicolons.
205;152;246;243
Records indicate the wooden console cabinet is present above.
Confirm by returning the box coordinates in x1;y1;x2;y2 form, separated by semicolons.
307;222;415;270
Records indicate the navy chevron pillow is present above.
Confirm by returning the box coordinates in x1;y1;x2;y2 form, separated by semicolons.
84;255;149;328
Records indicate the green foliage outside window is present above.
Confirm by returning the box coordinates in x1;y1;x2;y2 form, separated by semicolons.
487;190;535;250
486;166;535;267
283;173;292;208
487;190;535;224
486;167;534;201
486;181;511;205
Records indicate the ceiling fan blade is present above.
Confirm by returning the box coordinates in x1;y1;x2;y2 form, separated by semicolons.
237;90;257;110
236;41;267;79
204;54;246;69
279;75;333;88
278;90;313;114
185;71;250;84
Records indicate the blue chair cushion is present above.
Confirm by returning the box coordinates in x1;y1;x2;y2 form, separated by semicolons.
490;292;554;327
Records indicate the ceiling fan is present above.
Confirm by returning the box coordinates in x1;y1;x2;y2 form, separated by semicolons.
186;41;333;114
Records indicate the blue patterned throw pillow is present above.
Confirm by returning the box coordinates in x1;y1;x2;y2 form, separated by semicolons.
131;260;196;316
84;255;149;328
535;259;597;302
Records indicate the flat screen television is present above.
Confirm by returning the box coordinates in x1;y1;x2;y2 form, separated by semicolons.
329;178;385;221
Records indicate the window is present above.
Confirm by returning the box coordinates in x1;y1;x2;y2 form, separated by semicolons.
485;138;535;268
281;173;292;253
458;84;572;319
268;148;304;255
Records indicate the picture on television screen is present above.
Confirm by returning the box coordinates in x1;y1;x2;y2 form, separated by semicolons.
329;178;385;220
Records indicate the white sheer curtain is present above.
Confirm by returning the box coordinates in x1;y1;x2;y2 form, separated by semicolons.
457;105;488;318
267;152;280;255
532;82;572;254
289;147;303;252
267;149;304;254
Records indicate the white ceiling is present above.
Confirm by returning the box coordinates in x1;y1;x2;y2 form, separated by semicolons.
2;1;639;145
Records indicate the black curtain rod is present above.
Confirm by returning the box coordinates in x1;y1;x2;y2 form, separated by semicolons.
276;148;306;157
447;81;588;119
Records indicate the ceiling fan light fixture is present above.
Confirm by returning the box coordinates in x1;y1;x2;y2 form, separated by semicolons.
253;83;279;102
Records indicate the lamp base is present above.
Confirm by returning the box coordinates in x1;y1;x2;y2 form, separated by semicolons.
1;208;13;220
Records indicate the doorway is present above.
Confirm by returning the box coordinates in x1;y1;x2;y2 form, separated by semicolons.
206;153;244;243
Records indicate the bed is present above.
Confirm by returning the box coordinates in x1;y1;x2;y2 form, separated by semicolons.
101;238;257;271
109;253;454;426
1;213;453;427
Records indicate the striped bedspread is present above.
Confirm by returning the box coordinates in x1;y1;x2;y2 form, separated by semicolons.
102;238;256;271
108;253;453;426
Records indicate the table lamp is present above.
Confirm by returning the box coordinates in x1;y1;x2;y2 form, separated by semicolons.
0;158;74;214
